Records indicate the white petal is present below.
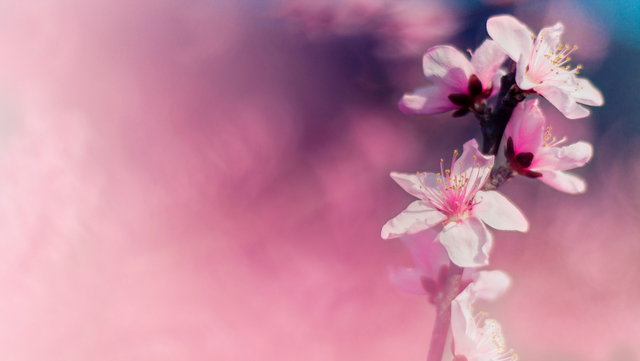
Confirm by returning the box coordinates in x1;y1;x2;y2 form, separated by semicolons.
471;270;511;301
398;85;458;115
387;266;429;295
489;68;506;98
538;170;587;194
473;191;529;232
451;284;478;355
536;84;590;119
572;77;604;106
452;139;494;184
530;141;593;171
422;46;474;91
400;229;449;277
381;201;447;239
486;15;534;64
390;171;434;199
469;40;507;87
439;217;493;267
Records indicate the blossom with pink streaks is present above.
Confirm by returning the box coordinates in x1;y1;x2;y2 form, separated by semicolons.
503;100;593;194
388;229;510;302
487;15;603;119
451;284;519;361
381;139;528;267
399;41;507;117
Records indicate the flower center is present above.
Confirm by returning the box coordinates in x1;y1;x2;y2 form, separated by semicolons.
542;125;567;147
471;312;519;361
417;150;489;223
527;30;583;86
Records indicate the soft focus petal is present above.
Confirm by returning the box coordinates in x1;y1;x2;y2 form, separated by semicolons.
390;171;436;200
504;99;545;154
398;84;458;115
486;15;534;64
471;270;511;301
536;84;590;119
538;170;587;194
400;229;449;277
387;266;429;295
473;191;528;232
422;45;474;91
489;68;505;98
439;217;492;267
452;139;494;181
470;40;507;86
451;284;478;355
381;201;447;239
530;141;593;171
572;77;604;106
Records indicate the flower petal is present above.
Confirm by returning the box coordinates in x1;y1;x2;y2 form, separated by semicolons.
470;40;507;87
387;266;429;295
400;229;449;277
536;84;590;119
398;85;458;115
452;139;494;183
504;99;545;155
486;15;534;65
530;141;593;171
451;284;479;355
471;270;511;301
381;201;447;239
489;68;506;98
422;46;474;91
439;217;493;267
390;171;435;199
473;191;529;232
572;77;604;106
537;170;587;194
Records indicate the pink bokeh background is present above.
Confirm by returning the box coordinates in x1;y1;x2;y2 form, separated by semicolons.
0;0;635;360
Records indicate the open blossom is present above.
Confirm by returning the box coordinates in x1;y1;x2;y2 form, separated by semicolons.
399;40;507;117
487;15;603;119
388;229;511;302
381;139;528;267
451;284;519;361
503;99;593;194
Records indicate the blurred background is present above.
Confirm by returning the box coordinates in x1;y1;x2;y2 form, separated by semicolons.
0;0;636;360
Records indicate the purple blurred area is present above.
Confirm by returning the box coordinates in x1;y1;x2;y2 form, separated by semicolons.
0;0;636;360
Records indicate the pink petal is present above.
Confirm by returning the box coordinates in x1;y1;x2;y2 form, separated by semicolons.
422;45;473;91
451;285;478;355
537;170;587;194
530;141;593;171
536;84;590;119
516;53;537;90
390;171;435;200
572;77;604;106
472;191;528;232
536;23;564;51
381;200;447;239
452;139;494;182
400;229;449;277
486;15;534;65
504;100;545;154
471;270;511;301
398;85;458;115
469;40;507;87
489;68;505;98
439;217;493;267
387;266;429;295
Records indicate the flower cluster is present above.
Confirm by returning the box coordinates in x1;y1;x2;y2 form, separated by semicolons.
383;14;602;361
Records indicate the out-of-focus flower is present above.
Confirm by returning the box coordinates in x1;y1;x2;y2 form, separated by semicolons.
399;41;507;117
279;0;459;58
388;229;511;302
451;284;519;361
503;99;593;194
381;139;528;267
486;15;604;119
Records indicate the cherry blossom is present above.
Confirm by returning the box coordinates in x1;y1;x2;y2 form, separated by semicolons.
451;284;519;361
388;229;511;302
399;40;507;117
486;15;603;119
503;99;593;194
381;139;528;267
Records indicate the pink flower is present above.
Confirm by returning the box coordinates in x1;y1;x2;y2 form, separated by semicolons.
503;99;593;194
451;284;519;361
388;229;511;302
381;139;528;267
399;40;507;117
486;15;604;119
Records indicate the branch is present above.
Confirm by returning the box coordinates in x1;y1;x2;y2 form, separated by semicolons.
426;262;464;361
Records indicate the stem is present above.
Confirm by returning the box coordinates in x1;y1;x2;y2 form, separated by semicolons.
426;262;464;361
